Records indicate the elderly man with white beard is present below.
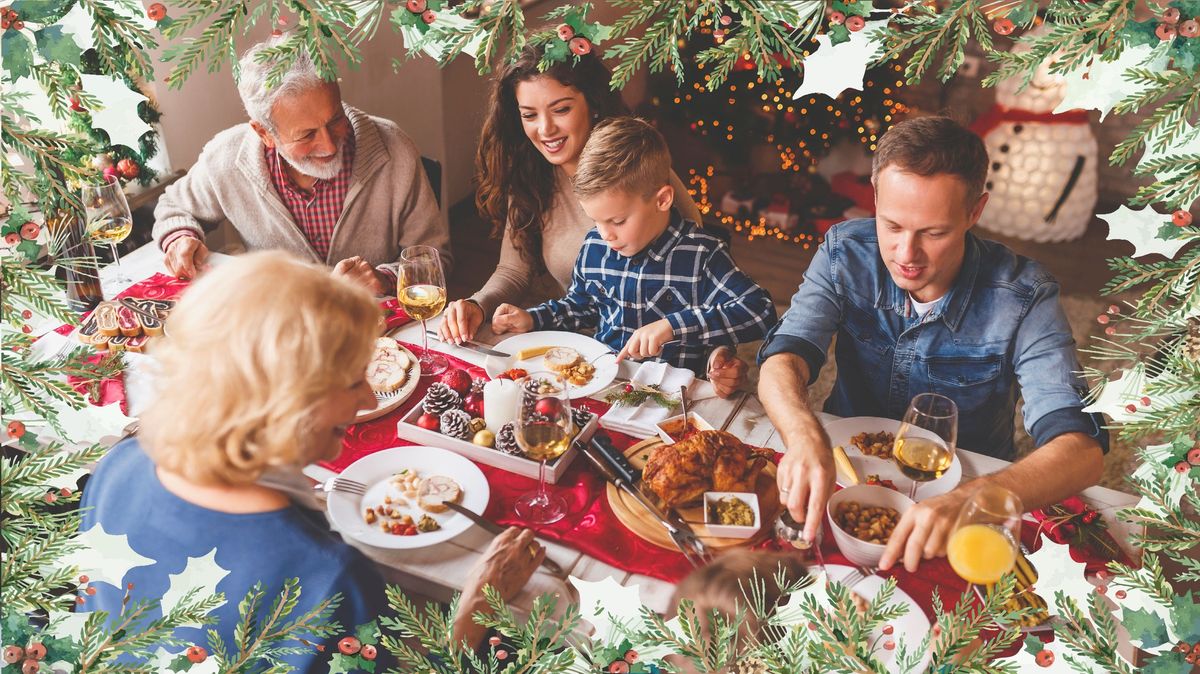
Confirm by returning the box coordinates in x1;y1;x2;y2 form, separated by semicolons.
152;35;450;294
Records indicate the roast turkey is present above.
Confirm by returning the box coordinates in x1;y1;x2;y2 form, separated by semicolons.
642;430;774;507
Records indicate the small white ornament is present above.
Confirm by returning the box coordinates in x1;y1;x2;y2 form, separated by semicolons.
1099;205;1189;259
78;74;154;151
792;20;887;101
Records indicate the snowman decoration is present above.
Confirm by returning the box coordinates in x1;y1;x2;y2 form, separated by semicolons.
974;33;1098;242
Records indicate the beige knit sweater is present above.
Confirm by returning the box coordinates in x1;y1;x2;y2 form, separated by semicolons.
152;105;451;276
469;168;703;315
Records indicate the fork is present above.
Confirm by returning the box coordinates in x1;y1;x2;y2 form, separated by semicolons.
839;565;877;591
319;476;368;496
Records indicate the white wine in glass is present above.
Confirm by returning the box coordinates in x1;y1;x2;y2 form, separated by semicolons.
398;245;448;376
892;392;957;499
81;179;134;288
515;374;570;524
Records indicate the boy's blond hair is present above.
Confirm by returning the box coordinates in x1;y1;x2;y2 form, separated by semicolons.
572;117;671;200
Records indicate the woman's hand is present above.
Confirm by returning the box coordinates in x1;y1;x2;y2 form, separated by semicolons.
439;299;485;344
491;303;533;334
452;527;544;648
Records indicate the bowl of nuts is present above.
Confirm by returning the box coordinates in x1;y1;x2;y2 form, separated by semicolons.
826;485;914;567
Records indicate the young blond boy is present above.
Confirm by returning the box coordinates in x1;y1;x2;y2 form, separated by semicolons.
492;117;776;381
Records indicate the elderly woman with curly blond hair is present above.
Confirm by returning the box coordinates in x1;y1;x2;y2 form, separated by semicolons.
79;252;543;671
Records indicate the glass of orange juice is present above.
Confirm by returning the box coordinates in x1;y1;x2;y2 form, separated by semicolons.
946;485;1023;586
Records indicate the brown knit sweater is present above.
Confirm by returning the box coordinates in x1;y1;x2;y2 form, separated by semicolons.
152;105;451;277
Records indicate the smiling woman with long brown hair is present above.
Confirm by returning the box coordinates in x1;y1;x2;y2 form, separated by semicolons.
438;44;703;343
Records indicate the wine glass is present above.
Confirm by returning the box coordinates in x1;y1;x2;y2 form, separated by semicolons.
81;179;134;288
892;392;958;500
514;373;571;525
397;245;448;376
946;485;1023;586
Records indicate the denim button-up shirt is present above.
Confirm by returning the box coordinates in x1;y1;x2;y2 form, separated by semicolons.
758;219;1107;460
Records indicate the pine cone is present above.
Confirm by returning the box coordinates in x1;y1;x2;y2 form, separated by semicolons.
1184;317;1200;363
423;382;461;415
440;409;472;440
495;422;521;455
571;406;594;431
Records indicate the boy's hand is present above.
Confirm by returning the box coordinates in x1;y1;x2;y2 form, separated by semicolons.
707;345;747;398
492;303;533;335
616;319;674;362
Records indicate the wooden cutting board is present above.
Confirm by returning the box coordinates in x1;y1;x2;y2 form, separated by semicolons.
606;437;782;552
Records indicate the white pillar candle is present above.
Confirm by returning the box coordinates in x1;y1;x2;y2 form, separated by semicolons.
483;379;521;433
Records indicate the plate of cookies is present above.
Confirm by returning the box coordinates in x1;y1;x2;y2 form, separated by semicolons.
75;298;174;353
325;445;489;550
483;331;618;399
357;336;421;423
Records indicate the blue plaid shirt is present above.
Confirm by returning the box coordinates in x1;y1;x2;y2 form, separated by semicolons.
528;212;777;374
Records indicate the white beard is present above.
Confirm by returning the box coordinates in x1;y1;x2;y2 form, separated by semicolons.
279;141;345;181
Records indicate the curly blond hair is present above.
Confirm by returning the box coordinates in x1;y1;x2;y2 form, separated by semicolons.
139;251;381;486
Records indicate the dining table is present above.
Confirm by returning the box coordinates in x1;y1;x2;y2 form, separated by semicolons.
46;242;1144;662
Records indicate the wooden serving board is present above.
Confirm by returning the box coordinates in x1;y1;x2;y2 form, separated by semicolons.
606;437;782;552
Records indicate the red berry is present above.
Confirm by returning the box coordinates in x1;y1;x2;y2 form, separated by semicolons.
829;10;845;24
315;644;325;651
1124;404;1137;414
1140;396;1151;406
1156;23;1177;40
69;96;84;112
623;383;633;393
185;645;207;663
361;644;377;660
8;420;26;439
271;28;282;36
3;647;24;665
24;643;45;661
75;596;84;604
496;649;509;660
0;15;9;30
1186;448;1200;465
21;309;32;319
623;649;638;662
881;624;894;635
556;23;574;41
488;636;501;647
1176;641;1191;653
146;3;166;21
1173;210;1193;227
337;636;361;655
993;18;1014;35
535;398;561;417
417;412;440;431
720;14;732;25
11;19;23;31
712;29;725;40
1096;585;1107;595
1097;314;1110;324
406;0;427;12
79;575;89;583
21;659;39;674
607;661;629;674
441;369;472;394
86;586;96;595
127;582;134;589
1035;649;1054;667
44;492;57;504
807;621;817;630
1175;461;1190;473
1107;304;1120;314
883;639;896;651
1115;589;1127;599
1163;7;1181;23
421;9;435;24
931;624;942;636
4;232;20;246
19;222;40;240
1105;326;1117;335
1180;19;1199;37
21;325;31;334
846;15;866;31
569;36;592;55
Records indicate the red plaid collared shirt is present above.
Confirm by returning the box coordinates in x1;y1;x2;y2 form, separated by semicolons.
264;137;356;261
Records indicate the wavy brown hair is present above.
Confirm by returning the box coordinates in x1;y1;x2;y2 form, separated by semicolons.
475;45;630;273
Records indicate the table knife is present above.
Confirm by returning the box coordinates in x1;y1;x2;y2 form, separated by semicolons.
443;502;565;577
424;330;511;358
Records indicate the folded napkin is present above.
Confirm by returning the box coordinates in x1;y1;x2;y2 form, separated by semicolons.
599;361;716;439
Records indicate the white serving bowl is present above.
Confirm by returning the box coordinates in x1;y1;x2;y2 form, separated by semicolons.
656;411;715;445
827;484;914;567
704;491;761;539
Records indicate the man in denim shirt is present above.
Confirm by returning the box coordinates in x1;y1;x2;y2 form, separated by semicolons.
758;117;1107;573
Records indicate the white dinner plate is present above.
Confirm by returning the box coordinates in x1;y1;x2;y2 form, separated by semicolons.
355;342;421;423
484;331;619;399
823;416;963;501
820;564;932;670
326;446;489;550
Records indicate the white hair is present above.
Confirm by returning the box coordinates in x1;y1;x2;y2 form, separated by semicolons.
236;35;329;130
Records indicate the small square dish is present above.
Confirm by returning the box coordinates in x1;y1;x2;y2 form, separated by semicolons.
657;412;715;445
704;491;760;538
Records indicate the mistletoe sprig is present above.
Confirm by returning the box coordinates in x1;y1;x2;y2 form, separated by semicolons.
604;383;679;408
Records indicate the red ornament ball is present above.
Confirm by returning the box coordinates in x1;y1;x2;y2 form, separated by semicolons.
24;643;45;661
406;0;427;13
440;368;472;395
569;36;593;55
103;166;120;183
1163;7;1181;23
993;17;1014;35
117;158;140;180
185;645;207;663
2;647;23;665
416;412;440;431
19;222;40;240
535;398;561;417
7;420;25;439
829;10;845;24
1173;209;1193;227
21;660;39;674
607;661;629;674
1035;649;1055;667
147;3;166;21
1175;460;1191;473
337;636;361;655
463;392;484;417
421;9;436;24
846;15;866;31
1186;447;1200;465
1180;18;1199;37
360;644;377;660
1156;22;1177;40
556;23;574;41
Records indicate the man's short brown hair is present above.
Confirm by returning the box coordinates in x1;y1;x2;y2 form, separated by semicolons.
573;117;671;200
871;116;989;200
